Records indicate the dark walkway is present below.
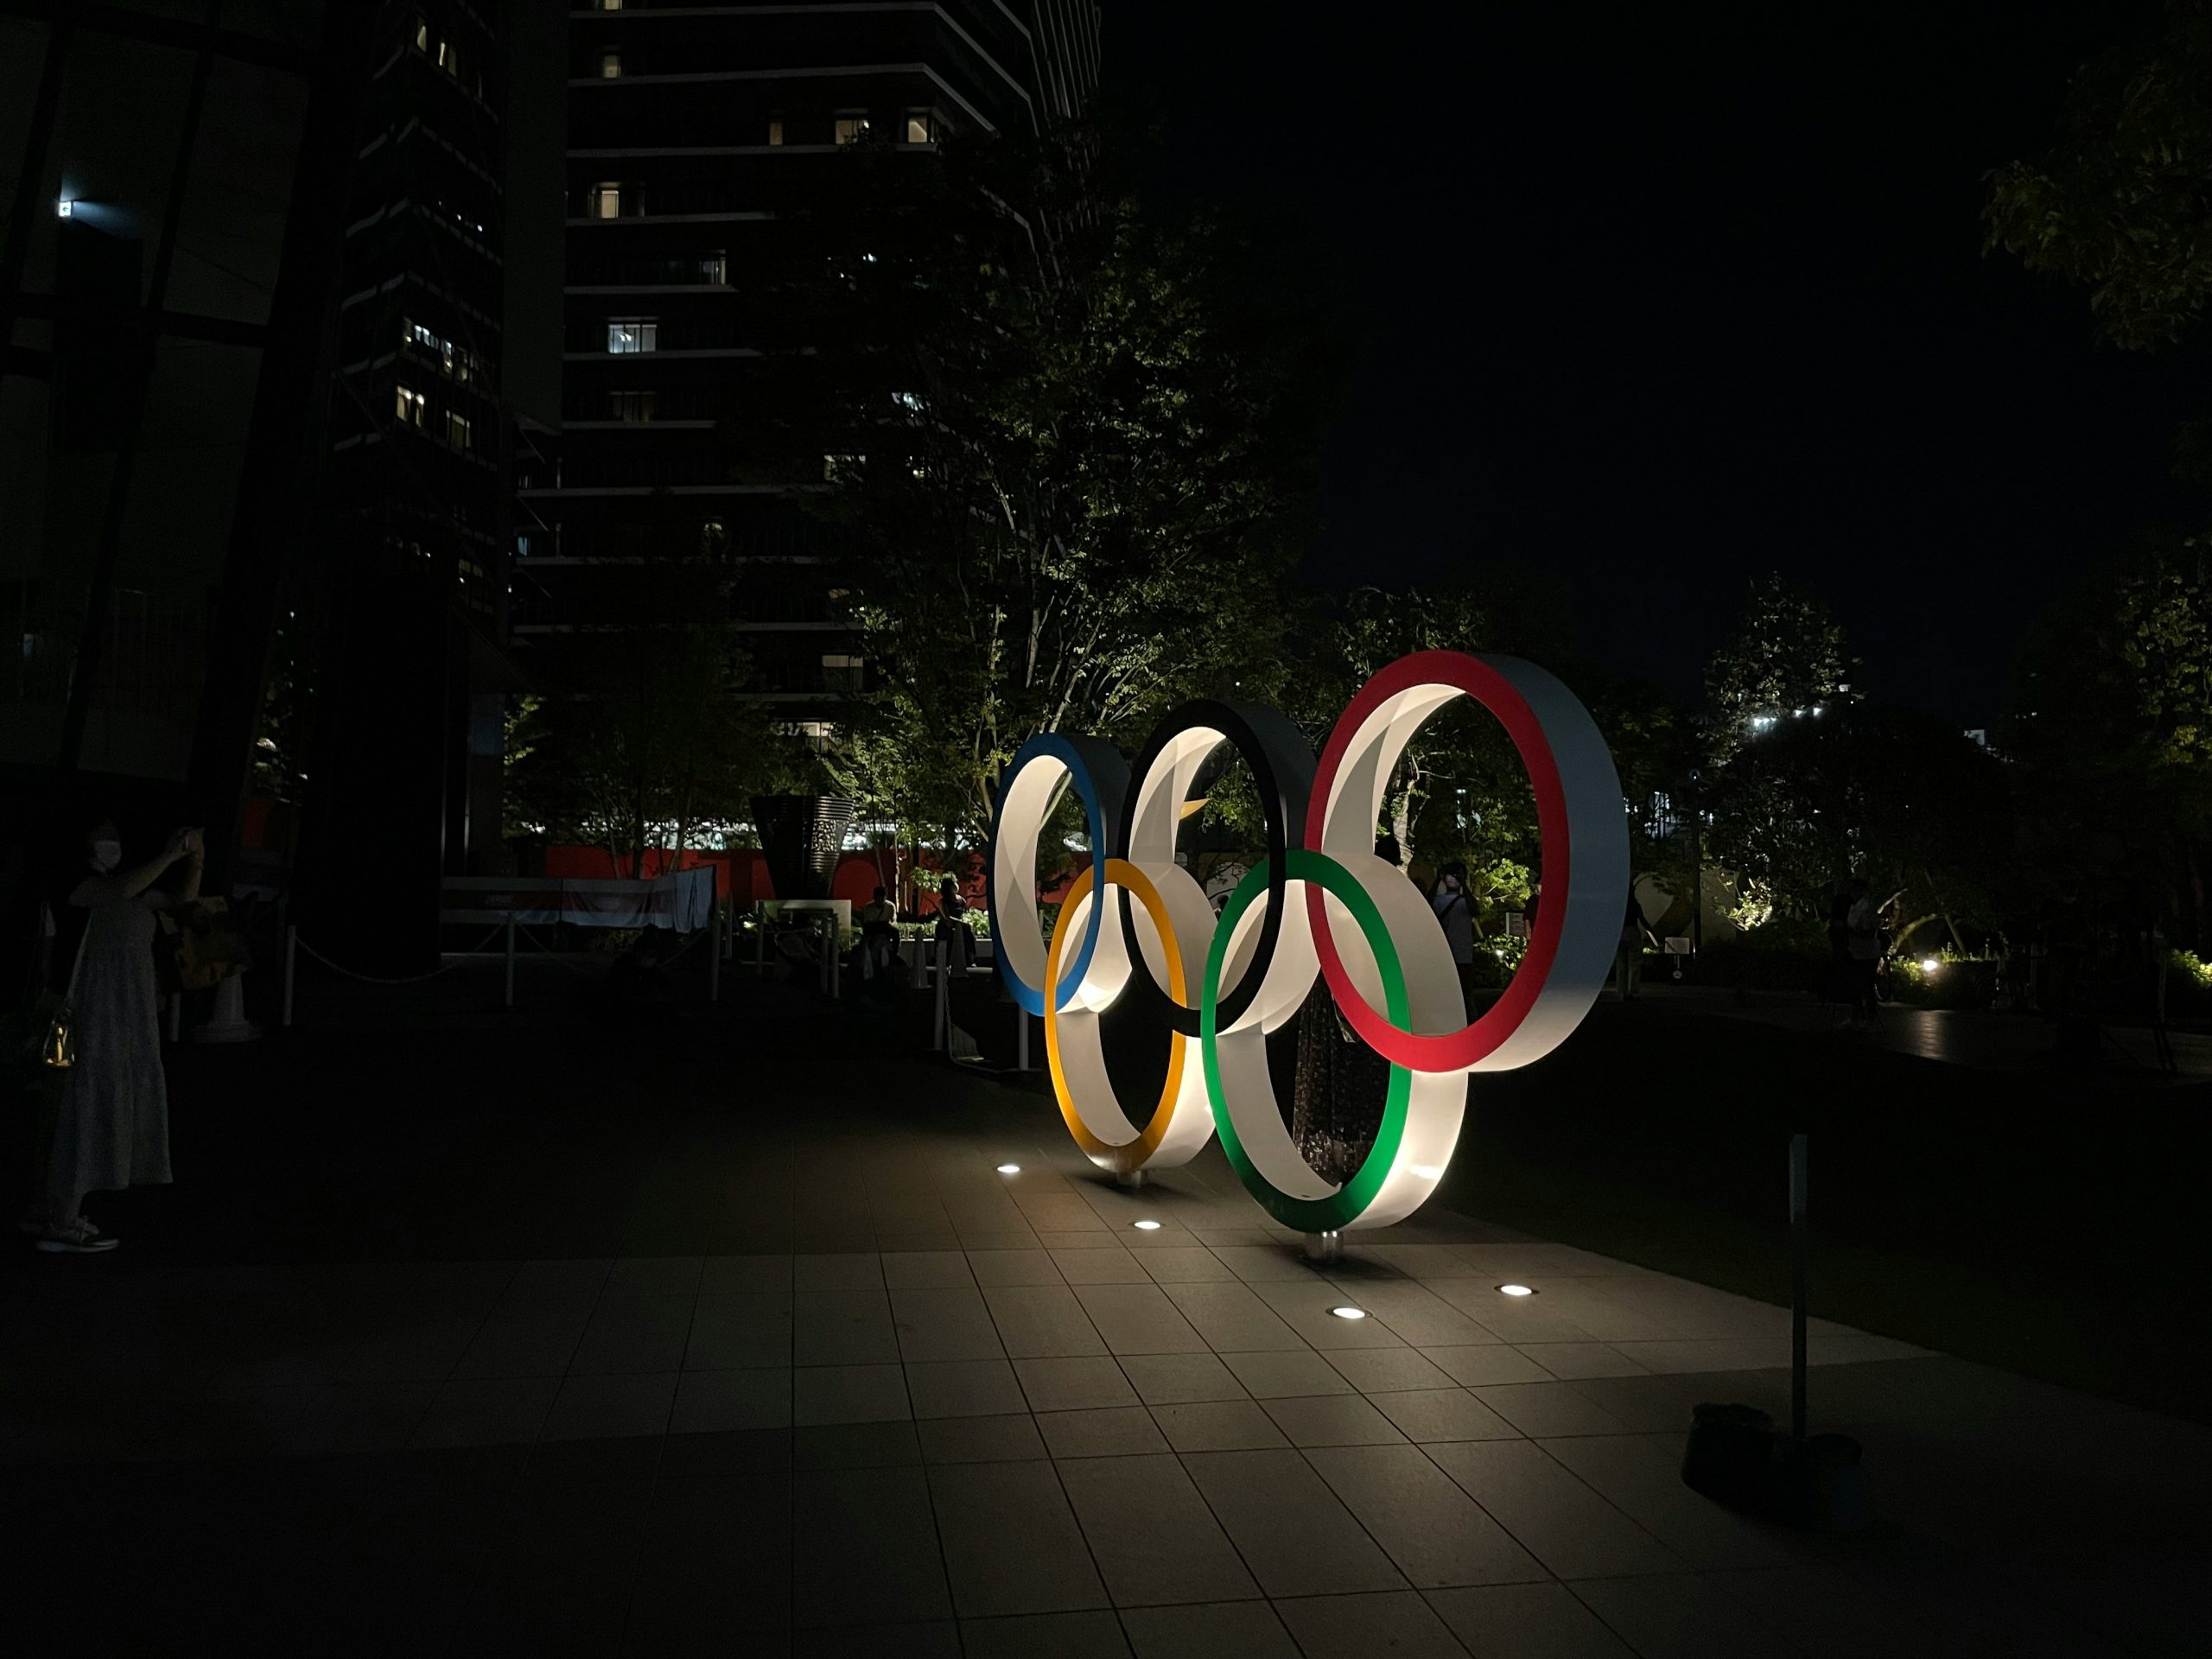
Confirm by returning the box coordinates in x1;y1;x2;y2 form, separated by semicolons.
4;985;2206;1656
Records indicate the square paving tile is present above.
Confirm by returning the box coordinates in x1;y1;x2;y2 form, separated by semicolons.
1515;1342;1649;1381
1217;1348;1356;1399
684;1294;793;1370
1134;1247;1236;1284
700;1255;793;1295
906;1358;1031;1420
604;1256;702;1299
1539;1435;1808;1570
1150;1399;1288;1452
928;1459;1109;1617
985;1285;1109;1358
1072;1283;1210;1355
793;1363;911;1426
960;1610;1132;1658
918;1412;1048;1464
1037;1405;1170;1459
1322;1346;1459;1394
1425;1440;1685;1580
1052;1249;1151;1285
1179;1448;1407;1598
794;1253;886;1293
1159;1282;1307;1351
1426;1581;1637;1657
882;1251;976;1289
410;1376;559;1449
1303;1443;1547;1587
1259;1393;1408;1447
1421;1344;1554;1387
792;1465;951;1627
540;1370;677;1440
1274;1590;1468;1658
1014;1356;1140;1414
795;1291;902;1366
452;1309;588;1380
1370;1388;1523;1443
1117;1351;1247;1405
1473;1382;1632;1438
1120;1599;1300;1658
891;1287;1007;1363
671;1367;791;1434
1567;1573;1778;1659
1057;1452;1261;1607
967;1251;1065;1287
569;1295;695;1375
796;1420;923;1470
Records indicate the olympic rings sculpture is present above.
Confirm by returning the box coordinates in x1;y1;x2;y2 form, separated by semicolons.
988;651;1628;1232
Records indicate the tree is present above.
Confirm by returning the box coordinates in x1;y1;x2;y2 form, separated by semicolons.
1985;1;2212;356
506;512;785;869
1702;574;1853;765
731;126;1338;850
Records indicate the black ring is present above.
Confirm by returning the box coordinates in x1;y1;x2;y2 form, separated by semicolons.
1112;700;1315;1039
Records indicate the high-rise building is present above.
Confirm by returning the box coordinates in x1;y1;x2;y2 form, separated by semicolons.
517;1;1100;734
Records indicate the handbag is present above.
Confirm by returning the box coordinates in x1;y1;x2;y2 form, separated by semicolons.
14;904;85;1070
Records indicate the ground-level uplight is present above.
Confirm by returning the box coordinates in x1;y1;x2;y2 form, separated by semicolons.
1132;1219;1161;1231
995;1164;1020;1174
1498;1283;1535;1298
1330;1306;1367;1320
1919;957;1941;975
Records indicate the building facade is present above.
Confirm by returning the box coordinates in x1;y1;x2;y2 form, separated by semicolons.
518;0;1100;737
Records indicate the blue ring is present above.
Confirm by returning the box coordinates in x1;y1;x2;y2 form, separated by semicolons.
987;734;1127;1015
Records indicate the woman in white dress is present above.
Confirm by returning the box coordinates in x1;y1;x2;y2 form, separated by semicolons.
26;817;200;1254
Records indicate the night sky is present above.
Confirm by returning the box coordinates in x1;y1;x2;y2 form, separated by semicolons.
1106;0;2202;727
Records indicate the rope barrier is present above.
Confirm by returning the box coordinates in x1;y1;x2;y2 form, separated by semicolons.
291;925;508;985
514;925;611;977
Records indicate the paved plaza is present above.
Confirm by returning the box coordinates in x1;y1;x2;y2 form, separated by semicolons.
4;1007;2206;1657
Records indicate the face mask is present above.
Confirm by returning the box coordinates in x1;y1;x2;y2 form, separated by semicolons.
90;840;123;873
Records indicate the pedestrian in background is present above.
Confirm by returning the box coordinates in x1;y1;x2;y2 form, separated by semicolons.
1431;859;1476;1011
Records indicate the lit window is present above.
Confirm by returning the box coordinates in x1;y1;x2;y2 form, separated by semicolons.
395;385;426;426
594;0;623;9
835;115;870;145
822;653;863;691
766;118;784;147
600;52;621;78
607;320;657;353
904;111;940;144
446;410;472;451
610;390;657;422
415;18;428;50
589;182;622;219
436;38;461;79
700;253;728;284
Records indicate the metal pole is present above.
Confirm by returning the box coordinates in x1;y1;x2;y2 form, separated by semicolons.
707;899;721;1003
1789;1132;1808;1441
825;912;839;1001
283;923;296;1027
504;912;516;1008
0;14;74;384
1016;1008;1029;1071
755;906;766;976
167;992;181;1043
932;938;947;1051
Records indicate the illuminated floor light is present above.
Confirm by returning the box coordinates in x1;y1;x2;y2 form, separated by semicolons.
1497;1283;1535;1298
1132;1219;1162;1230
1919;957;1941;975
1330;1306;1367;1320
995;1164;1020;1174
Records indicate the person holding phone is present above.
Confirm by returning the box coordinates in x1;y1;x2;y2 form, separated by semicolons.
22;817;200;1253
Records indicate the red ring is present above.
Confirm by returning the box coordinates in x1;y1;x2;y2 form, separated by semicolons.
1303;651;1572;1071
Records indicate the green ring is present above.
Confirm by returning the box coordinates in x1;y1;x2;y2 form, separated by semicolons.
1201;849;1414;1231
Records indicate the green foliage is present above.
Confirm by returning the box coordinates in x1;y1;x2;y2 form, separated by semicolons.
1985;1;2212;354
505;526;786;865
1702;574;1853;765
744;125;1338;848
251;607;313;805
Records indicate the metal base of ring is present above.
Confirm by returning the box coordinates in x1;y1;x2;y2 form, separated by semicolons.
1304;1230;1343;1263
1115;1170;1147;1190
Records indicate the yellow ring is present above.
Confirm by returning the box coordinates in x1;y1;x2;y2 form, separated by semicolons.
1043;858;1188;1173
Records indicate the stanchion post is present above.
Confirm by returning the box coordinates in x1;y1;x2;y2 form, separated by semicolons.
754;906;766;976
283;924;296;1028
1789;1131;1808;1442
505;912;517;1008
932;937;948;1051
167;992;181;1043
1017;1008;1030;1071
826;912;840;1001
708;900;721;1004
